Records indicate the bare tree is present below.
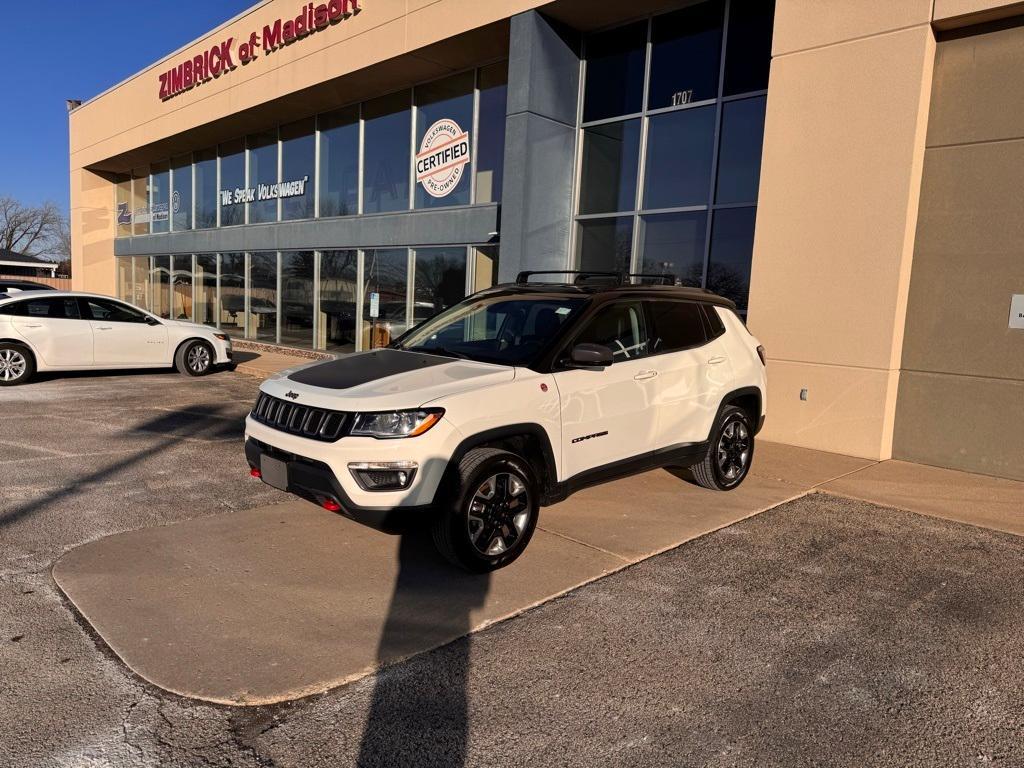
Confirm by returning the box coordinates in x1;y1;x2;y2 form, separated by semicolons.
0;196;63;257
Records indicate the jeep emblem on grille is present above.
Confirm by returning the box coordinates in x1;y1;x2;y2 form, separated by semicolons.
285;391;299;400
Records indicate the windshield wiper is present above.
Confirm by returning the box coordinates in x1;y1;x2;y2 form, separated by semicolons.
409;345;469;360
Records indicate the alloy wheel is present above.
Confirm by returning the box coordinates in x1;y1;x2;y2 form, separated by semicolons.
467;472;531;556
0;349;27;382
187;345;211;373
717;420;750;481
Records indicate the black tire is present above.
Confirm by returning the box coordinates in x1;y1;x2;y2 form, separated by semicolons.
0;342;34;386
175;340;214;377
432;447;540;572
686;405;755;491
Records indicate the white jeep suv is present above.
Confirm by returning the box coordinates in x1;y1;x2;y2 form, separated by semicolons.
245;272;767;572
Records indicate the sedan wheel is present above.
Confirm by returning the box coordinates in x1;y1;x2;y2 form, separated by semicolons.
0;348;29;384
187;344;212;374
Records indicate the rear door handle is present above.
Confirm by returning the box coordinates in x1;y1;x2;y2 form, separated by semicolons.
707;356;727;365
634;370;658;381
97;326;113;331
24;323;42;328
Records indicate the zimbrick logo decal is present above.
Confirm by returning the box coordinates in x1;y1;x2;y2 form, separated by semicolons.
415;119;471;199
159;0;361;101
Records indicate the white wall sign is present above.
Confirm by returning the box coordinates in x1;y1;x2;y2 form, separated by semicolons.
369;292;380;318
219;175;310;206
1009;294;1024;330
415;119;471;198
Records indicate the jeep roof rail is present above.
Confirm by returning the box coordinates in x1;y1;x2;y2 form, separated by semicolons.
515;270;621;286
627;273;677;285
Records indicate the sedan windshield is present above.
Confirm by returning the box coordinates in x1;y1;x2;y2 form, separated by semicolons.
394;294;587;366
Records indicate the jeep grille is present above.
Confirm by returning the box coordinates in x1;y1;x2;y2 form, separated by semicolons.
251;393;349;442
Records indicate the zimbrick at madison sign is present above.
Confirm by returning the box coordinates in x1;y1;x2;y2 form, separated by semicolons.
159;0;362;101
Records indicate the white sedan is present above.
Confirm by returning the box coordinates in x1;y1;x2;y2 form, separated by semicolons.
0;291;234;385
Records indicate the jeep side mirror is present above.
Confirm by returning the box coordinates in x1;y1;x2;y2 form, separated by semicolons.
570;343;613;368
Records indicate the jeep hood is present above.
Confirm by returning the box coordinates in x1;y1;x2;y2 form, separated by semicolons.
259;348;514;411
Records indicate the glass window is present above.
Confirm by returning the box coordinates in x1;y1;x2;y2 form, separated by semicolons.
116;257;132;301
150;255;171;319
150;162;170;234
476;62;508;204
171;254;192;320
579;119;641;215
12;297;81;319
219;252;246;336
578;217;634;275
414;247;467;323
219;140;246;227
643;106;716;210
415;73;474;209
649;301;707;353
716;96;766;204
707;207;756;311
281;251;314;347
248;131;279;224
583;22;647;122
116;175;132;237
639;211;707;286
319;250;358;352
170;154;192;231
362;248;408;349
363;91;411;214
280;120;315;221
319;106;360;217
195;254;218;328
83;298;150;323
648;1;725;110
574;301;649;361
195;149;218;229
132;169;149;236
248;252;278;342
724;0;775;96
129;256;152;310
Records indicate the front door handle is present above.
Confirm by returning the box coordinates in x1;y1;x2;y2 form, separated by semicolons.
24;323;42;328
97;326;113;331
707;356;727;365
634;369;658;381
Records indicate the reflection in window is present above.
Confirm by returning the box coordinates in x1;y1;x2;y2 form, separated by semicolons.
476;63;508;204
150;255;171;319
194;149;217;229
130;256;152;310
170;155;192;231
171;254;192;320
708;207;757;311
472;245;499;293
577;217;634;275
643;106;716;210
220;252;246;336
724;0;775;96
640;211;707;286
281;120;315;221
648;1;724;110
248;252;278;342
583;22;647;122
579;119;641;215
414;247;467;324
132;169;149;236
319;250;358;352
150;162;170;234
415;73;474;209
116;176;132;237
319;106;359;217
195;254;218;328
715;96;766;204
363;91;411;214
248;131;278;224
363;249;408;349
116;257;132;302
219;140;245;227
280;251;315;347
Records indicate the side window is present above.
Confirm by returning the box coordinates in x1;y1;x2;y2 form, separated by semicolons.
649;301;707;353
15;298;81;320
701;304;726;339
574;302;649;361
84;298;150;324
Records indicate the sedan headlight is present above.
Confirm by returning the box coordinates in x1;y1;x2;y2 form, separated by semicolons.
214;333;230;341
350;409;444;439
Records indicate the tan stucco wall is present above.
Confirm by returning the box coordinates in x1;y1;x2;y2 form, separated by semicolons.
747;4;936;459
933;0;1024;25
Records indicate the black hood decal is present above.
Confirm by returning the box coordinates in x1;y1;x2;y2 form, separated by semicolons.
287;348;451;390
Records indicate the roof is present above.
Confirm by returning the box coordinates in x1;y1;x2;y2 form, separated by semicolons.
0;249;54;266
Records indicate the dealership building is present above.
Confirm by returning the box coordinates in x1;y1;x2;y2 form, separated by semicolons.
70;0;1024;481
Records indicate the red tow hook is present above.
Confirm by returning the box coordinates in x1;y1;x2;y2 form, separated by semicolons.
321;498;342;512
250;467;262;479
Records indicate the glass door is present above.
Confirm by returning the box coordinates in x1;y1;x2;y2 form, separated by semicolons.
412;247;468;327
361;249;409;350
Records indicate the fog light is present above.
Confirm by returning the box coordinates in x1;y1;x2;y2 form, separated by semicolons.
348;461;418;491
250;467;262;478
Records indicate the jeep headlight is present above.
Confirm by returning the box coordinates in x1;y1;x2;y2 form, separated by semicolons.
350;409;444;439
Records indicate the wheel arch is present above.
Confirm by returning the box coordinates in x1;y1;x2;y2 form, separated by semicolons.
0;337;37;362
716;386;763;435
173;336;214;363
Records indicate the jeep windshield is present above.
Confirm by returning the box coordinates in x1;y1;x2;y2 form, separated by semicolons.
393;294;588;366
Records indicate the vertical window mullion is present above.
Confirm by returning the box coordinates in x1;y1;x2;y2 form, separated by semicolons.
630;18;655;277
701;0;732;289
276;251;282;345
569;40;588;268
408;91;417;211
357;103;365;216
314;116;321;219
276;127;283;222
215;253;221;330
470;68;480;204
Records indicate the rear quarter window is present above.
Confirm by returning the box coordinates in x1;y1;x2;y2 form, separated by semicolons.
701;305;727;339
649;301;707;353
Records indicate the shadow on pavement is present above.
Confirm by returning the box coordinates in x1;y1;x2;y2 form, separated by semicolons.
356;533;490;768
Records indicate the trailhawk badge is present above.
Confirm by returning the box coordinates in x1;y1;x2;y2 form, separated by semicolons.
415;119;471;198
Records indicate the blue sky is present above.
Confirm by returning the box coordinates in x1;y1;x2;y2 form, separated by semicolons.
2;1;254;213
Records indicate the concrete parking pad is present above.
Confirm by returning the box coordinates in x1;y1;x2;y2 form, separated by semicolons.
823;459;1024;536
